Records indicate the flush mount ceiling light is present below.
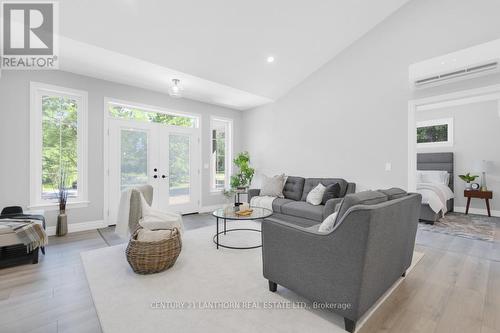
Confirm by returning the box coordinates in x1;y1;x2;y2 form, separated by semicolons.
168;78;183;98
267;56;275;63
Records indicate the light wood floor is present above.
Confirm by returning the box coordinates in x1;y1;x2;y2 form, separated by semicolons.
0;214;499;333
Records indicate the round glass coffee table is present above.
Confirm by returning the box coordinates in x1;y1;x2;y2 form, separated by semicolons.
212;206;273;250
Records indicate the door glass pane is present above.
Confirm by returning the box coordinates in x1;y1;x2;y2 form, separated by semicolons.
121;130;148;191
41;96;78;199
169;135;190;205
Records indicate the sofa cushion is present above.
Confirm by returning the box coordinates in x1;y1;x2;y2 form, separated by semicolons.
378;188;407;200
272;198;295;214
265;213;319;228
335;190;388;225
280;201;324;222
282;176;305;201
321;183;341;205
301;178;348;201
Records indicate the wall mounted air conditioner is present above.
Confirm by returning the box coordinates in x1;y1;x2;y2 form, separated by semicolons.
409;38;500;89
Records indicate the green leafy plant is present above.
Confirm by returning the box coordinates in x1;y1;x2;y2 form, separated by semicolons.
458;173;479;183
230;152;255;189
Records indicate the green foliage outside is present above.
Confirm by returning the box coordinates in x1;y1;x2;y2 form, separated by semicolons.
120;130;148;190
213;130;226;189
417;125;448;143
113;106;192;192
168;135;190;193
42;96;78;198
109;105;195;127
230;151;254;189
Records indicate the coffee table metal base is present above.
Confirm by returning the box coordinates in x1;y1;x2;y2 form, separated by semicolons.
214;216;262;250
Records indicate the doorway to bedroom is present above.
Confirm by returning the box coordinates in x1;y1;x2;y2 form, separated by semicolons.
104;100;201;225
408;85;500;241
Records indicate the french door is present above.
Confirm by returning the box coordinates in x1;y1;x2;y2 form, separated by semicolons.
107;118;200;225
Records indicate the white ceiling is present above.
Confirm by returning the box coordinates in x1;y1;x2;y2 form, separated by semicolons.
58;0;410;110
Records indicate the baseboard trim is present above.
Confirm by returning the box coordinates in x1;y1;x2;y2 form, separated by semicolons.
46;220;107;236
454;206;500;218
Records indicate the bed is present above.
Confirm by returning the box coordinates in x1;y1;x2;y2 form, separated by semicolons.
417;152;455;224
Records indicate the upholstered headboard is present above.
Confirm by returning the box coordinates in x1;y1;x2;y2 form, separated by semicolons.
417;152;454;192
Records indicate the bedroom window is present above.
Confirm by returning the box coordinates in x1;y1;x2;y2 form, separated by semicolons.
210;117;232;192
30;82;88;209
416;118;453;147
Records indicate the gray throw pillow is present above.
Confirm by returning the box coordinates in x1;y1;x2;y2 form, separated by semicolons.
260;174;286;197
321;183;341;205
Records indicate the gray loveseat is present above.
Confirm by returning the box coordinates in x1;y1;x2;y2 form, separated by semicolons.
248;177;356;227
261;189;421;333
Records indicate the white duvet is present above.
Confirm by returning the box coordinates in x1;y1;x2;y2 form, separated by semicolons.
417;182;454;215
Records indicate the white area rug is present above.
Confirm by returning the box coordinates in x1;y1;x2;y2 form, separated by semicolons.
82;221;423;333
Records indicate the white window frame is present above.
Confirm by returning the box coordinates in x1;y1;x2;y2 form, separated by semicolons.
416;117;454;148
29;82;89;210
210;116;233;192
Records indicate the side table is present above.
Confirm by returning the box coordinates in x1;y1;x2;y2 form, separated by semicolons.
464;190;493;217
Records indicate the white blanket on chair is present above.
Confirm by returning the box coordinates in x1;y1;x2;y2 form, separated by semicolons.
249;196;276;211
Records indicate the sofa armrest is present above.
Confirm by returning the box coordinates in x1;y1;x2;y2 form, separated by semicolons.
324;198;343;218
248;189;261;203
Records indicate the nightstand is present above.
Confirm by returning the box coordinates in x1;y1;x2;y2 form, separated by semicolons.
464;190;493;217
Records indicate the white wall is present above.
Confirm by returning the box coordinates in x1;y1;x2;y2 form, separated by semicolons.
416;101;500;213
0;70;242;227
242;0;500;191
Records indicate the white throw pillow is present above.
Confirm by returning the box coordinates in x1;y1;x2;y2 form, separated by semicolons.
318;212;338;233
260;174;286;197
306;183;326;206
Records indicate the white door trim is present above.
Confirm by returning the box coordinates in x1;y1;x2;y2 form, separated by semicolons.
103;97;202;225
407;83;500;192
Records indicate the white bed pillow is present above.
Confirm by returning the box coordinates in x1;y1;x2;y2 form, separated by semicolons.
417;170;449;185
306;183;326;205
318;212;338;233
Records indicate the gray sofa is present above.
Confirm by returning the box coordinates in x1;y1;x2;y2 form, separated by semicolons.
248;177;356;227
262;190;421;333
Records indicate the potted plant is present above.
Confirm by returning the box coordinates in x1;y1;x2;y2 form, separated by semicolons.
230;152;255;190
56;167;69;236
458;173;479;190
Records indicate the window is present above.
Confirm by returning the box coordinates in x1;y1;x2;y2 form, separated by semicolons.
109;103;198;128
416;118;453;147
30;82;88;208
210;117;232;191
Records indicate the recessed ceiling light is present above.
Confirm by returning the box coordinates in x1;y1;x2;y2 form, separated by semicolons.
267;56;275;63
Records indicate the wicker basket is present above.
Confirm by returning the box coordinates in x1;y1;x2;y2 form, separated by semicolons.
126;227;182;274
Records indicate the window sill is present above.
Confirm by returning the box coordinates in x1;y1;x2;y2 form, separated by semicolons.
28;201;90;211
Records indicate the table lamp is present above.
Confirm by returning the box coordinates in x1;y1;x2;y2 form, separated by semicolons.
474;160;490;191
